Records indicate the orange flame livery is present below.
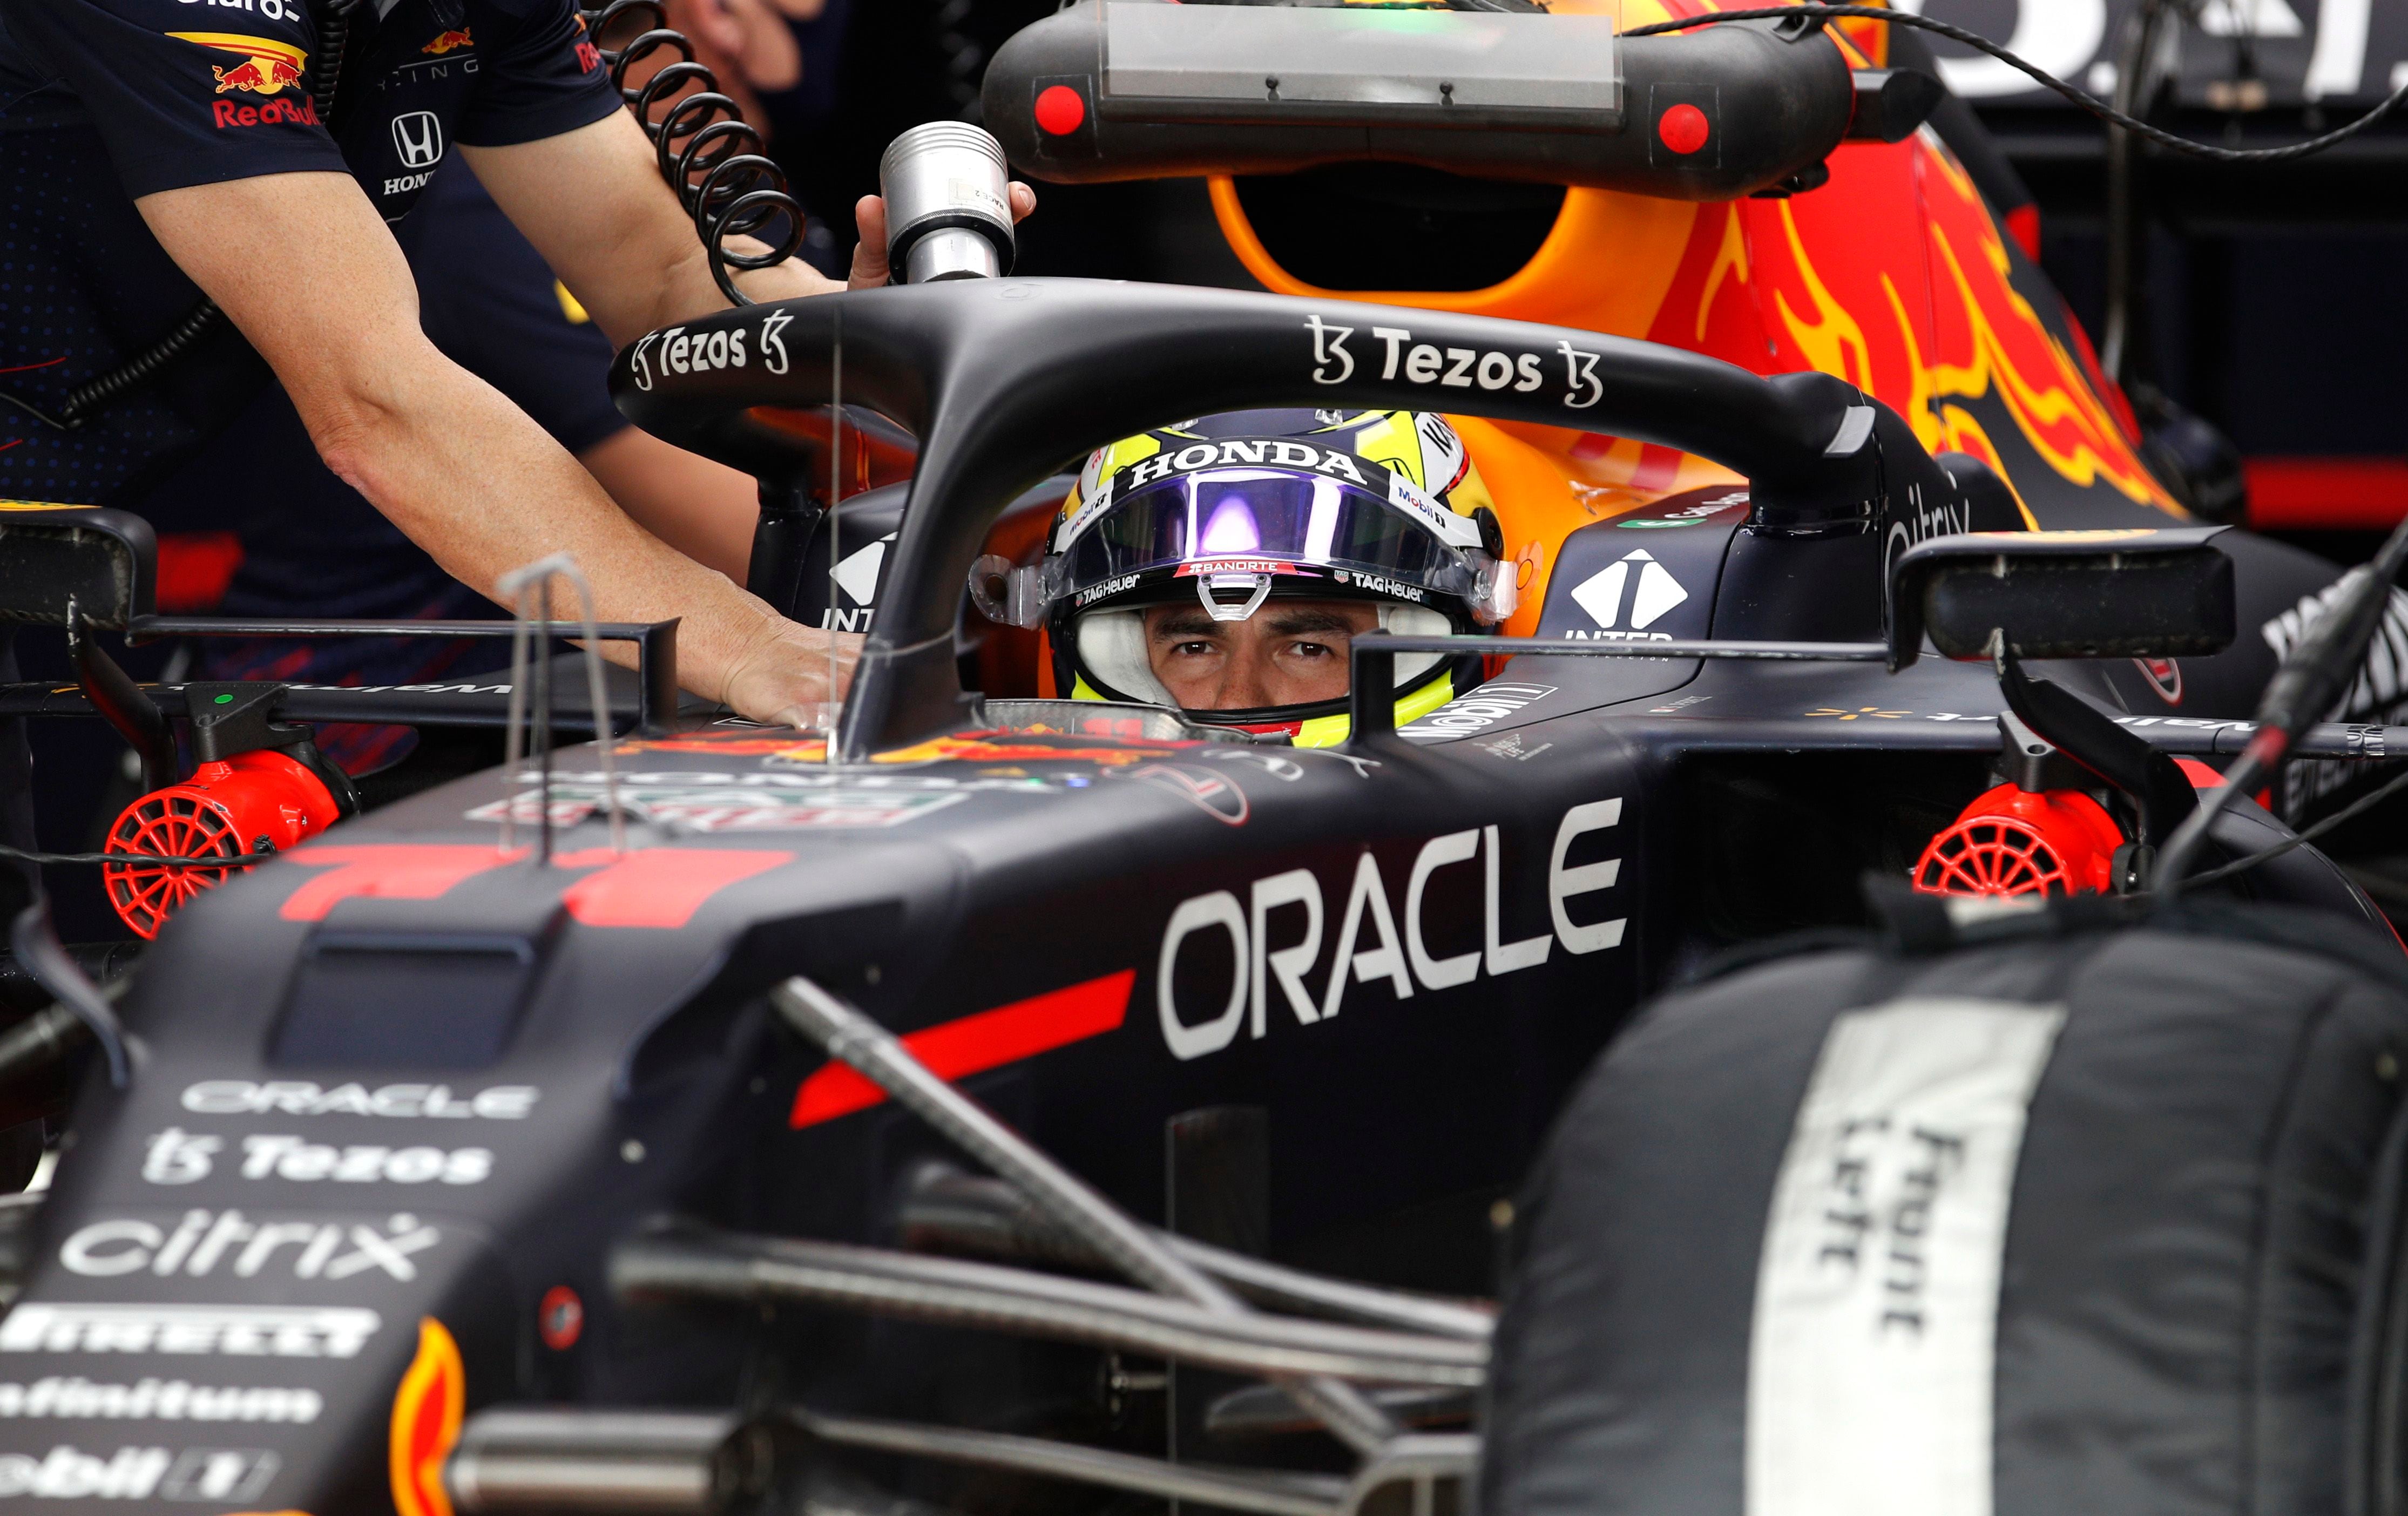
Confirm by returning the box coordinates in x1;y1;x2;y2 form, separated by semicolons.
390;1318;465;1516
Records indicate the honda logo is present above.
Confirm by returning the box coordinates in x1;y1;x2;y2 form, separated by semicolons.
391;111;444;170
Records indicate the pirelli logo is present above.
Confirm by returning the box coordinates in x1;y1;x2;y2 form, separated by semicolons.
0;1304;381;1359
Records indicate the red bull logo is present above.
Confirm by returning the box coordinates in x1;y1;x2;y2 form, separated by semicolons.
168;33;307;94
170;33;313;128
421;28;474;55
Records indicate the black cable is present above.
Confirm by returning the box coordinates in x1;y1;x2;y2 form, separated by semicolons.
2;0;366;432
1621;5;2408;164
0;843;273;870
2156;509;2408;892
2177;763;2408;891
933;0;983;119
11;901;127;1089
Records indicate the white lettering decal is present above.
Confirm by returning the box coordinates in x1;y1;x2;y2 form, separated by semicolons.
1404;830;1481;990
179;1080;538;1119
0;1305;378;1361
759;309;793;374
1558;341;1605;409
1484;824;1554;974
141;1130;219;1187
1548;798;1626;953
1307;315;1355;384
1250;870;1324;1036
1158;892;1249;1060
1322;852;1413;1018
60;1211;439;1282
0;1444;171;1500
0;1377;323;1424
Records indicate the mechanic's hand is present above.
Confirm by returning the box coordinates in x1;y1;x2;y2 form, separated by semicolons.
721;618;864;729
847;184;1038;290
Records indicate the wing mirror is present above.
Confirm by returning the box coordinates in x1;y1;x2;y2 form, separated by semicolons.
0;506;156;630
1888;527;2234;671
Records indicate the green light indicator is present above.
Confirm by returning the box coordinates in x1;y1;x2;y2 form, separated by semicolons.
213;694;234;705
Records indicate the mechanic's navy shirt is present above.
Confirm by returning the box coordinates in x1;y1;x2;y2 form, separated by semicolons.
0;0;622;505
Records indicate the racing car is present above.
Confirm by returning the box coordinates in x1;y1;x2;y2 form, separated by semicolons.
2;2;2406;1513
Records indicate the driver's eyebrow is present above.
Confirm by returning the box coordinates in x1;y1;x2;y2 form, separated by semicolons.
1266;608;1357;635
1150;611;1224;640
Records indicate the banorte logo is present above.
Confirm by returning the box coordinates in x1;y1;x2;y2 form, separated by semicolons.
390;1318;464;1516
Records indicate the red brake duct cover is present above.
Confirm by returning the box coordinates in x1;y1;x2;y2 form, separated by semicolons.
1912;782;2126;899
104;750;343;938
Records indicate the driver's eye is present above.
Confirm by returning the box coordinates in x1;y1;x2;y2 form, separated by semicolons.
1172;640;1218;657
1289;641;1332;659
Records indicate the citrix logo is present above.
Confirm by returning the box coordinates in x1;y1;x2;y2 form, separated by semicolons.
1155;801;1626;1060
60;1210;439;1281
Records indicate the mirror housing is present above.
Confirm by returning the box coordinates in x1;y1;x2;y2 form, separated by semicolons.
1888;527;2234;671
0;506;157;630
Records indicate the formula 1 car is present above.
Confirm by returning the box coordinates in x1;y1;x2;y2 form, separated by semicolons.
2;3;2406;1513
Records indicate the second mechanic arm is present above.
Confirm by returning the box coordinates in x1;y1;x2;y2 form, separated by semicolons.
137;168;851;726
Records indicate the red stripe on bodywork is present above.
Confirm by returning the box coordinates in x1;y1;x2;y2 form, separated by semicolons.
280;845;790;928
2245;457;2408;530
789;969;1137;1128
557;848;790;928
280;845;524;922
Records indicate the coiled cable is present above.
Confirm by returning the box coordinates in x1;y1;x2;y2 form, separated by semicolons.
580;0;805;304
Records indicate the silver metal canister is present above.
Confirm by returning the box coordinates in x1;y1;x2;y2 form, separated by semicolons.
878;122;1016;283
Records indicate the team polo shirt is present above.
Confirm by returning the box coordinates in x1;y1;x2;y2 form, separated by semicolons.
0;0;624;505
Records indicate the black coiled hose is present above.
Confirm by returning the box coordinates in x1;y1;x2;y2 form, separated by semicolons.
580;0;806;306
5;0;364;432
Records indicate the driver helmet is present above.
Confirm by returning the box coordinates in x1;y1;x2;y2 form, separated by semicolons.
972;408;1517;746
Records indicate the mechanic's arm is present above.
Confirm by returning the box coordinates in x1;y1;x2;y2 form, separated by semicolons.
578;425;756;581
462;109;1033;348
137;170;845;725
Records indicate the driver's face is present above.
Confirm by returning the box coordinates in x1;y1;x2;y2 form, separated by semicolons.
1143;599;1382;710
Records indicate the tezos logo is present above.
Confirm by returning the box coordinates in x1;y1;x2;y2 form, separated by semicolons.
141;1128;492;1187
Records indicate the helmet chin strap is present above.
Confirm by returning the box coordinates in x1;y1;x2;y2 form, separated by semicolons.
1199;572;1273;622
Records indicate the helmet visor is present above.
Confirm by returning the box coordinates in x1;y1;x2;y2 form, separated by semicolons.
1050;468;1480;611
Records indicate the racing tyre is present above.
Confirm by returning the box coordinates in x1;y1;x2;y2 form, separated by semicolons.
1482;900;2408;1516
